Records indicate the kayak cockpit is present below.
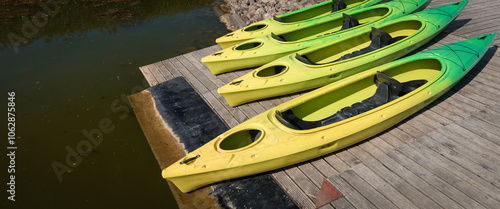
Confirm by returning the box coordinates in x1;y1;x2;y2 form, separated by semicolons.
275;58;443;130
296;27;406;65
276;72;427;130
275;0;353;23
297;20;422;65
216;129;264;152
271;7;389;42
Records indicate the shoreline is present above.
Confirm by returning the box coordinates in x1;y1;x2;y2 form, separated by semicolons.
217;0;326;31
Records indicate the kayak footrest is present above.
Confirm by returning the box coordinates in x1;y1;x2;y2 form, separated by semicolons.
332;0;347;13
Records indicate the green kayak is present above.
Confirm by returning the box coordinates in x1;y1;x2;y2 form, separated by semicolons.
216;0;384;49
218;0;467;106
203;0;431;74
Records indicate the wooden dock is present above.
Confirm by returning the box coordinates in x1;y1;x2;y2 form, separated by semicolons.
138;0;500;208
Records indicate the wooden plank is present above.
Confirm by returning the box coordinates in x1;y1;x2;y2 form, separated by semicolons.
382;127;414;145
246;101;268;115
330;197;356;209
439;92;483;115
176;56;217;91
335;150;362;167
211;92;248;125
414;110;448;131
346;145;375;163
352;163;419;209
271;170;316;209
360;138;389;157
340;170;398;209
426;131;500;173
464;115;500;147
417;135;500;192
153;62;174;81
256;99;276;110
397;143;500;208
455;22;500;38
458;78;500;103
322;154;351;174
426;101;465;122
376;154;464;209
404;141;500;202
147;63;167;83
386;150;489;209
297;162;328;188
431;120;500;165
236;103;259;119
284;166;321;203
437;123;500;159
310;158;340;178
161;59;183;77
454;87;498;107
473;108;500;128
327;174;377;209
396;119;427;140
450;14;500;33
363;158;442;208
374;131;404;150
464;73;500;94
139;65;159;86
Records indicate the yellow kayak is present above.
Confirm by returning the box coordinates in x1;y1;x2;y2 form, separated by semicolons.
162;32;496;193
216;0;384;49
204;0;431;74
218;0;466;106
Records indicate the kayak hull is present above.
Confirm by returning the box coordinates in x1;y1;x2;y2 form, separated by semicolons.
216;0;384;49
218;1;466;106
163;31;495;193
204;0;431;74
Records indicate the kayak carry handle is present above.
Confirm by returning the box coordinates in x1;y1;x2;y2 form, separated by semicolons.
230;80;243;85
180;155;200;165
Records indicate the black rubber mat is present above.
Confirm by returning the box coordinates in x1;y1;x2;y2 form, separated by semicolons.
148;77;298;209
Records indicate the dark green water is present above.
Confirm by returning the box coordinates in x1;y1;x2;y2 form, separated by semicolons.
1;0;227;208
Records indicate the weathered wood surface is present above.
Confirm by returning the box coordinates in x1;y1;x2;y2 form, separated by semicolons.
138;0;500;208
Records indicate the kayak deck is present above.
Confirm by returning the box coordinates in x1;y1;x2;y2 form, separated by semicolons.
136;0;500;208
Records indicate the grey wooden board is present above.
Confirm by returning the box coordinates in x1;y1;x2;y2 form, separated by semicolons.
137;0;500;207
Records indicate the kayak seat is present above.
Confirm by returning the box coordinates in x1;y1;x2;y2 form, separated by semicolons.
272;13;359;42
271;32;287;42
273;0;346;23
332;0;347;13
339;13;360;31
273;16;285;23
296;27;407;65
275;72;427;130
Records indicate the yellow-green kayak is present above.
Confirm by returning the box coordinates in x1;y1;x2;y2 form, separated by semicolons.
163;32;495;193
204;0;431;74
216;0;384;49
218;0;467;106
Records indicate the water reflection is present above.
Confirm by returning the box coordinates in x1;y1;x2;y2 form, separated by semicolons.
0;0;217;52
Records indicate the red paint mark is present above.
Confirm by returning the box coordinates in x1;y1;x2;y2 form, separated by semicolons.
315;178;343;208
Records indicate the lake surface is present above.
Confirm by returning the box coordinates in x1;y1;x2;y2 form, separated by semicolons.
1;0;227;208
